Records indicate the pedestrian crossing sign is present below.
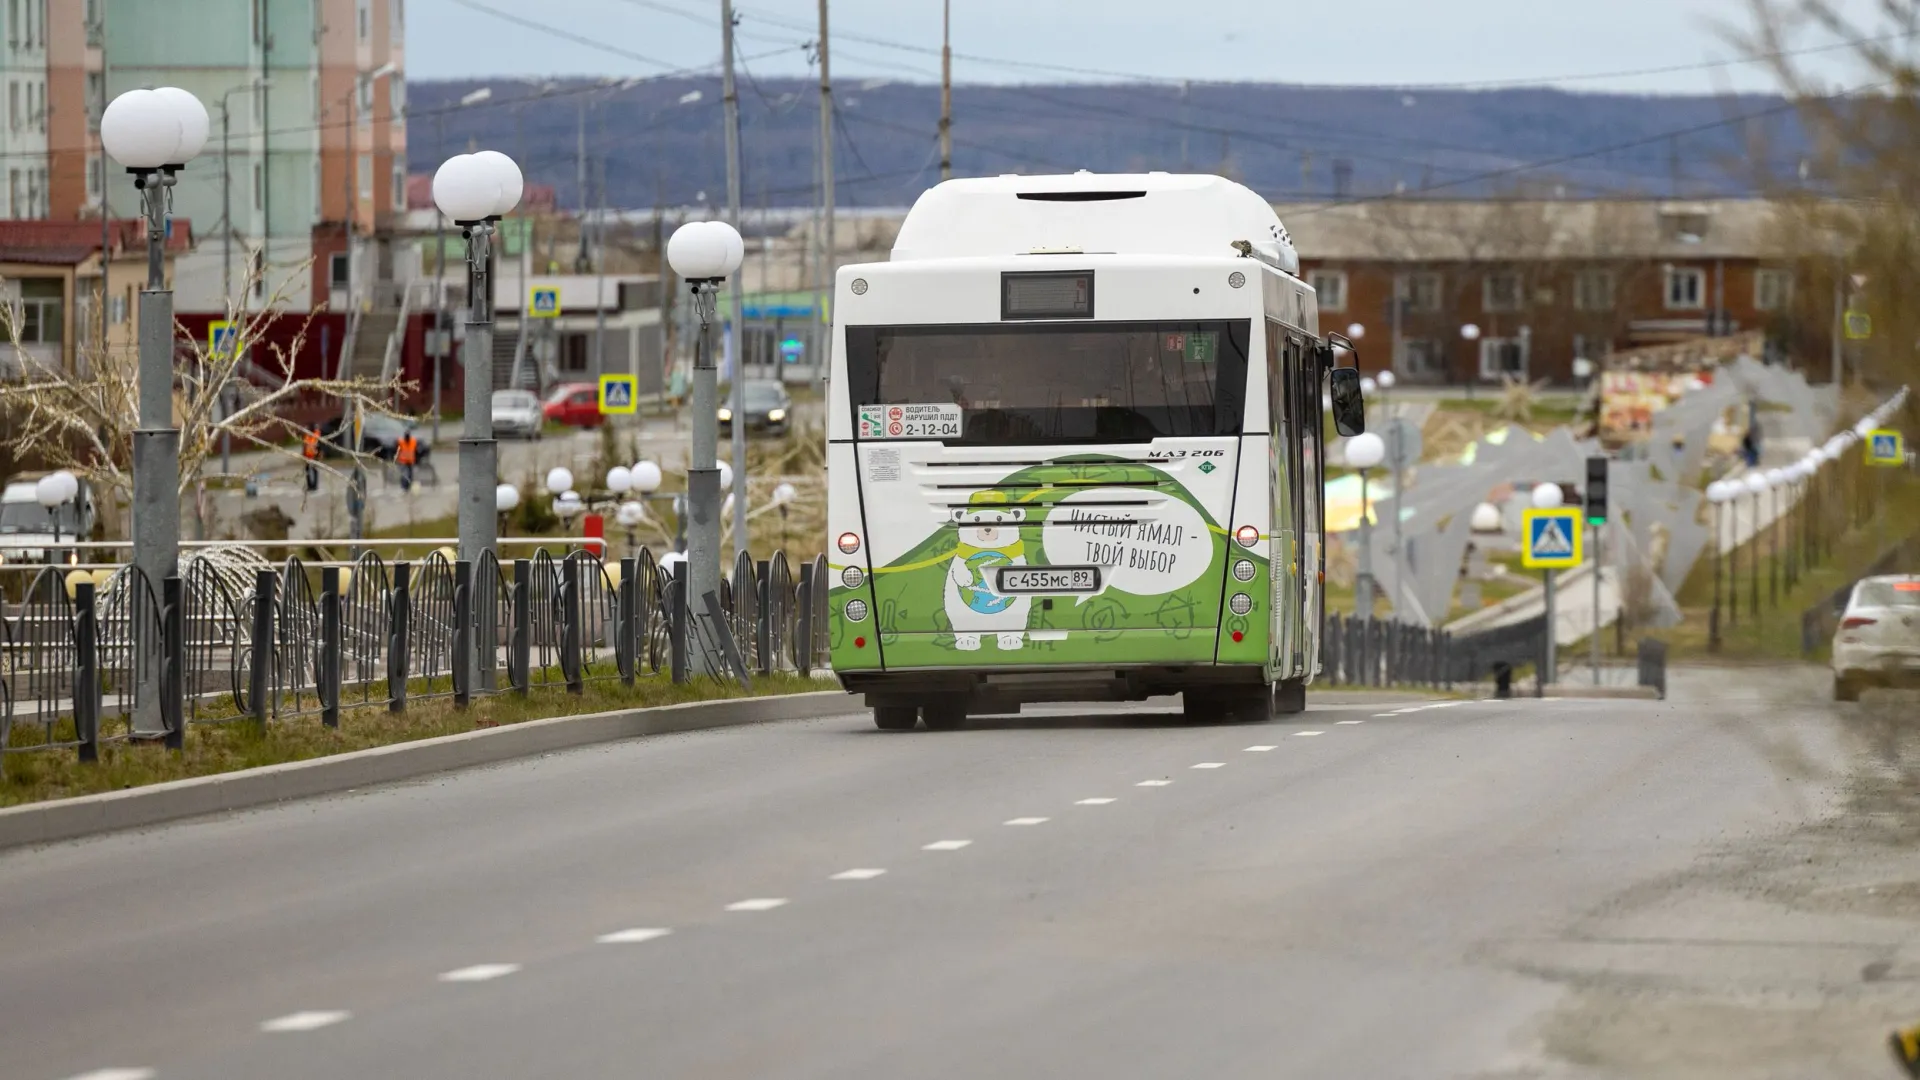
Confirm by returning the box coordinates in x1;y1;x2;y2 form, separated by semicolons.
529;286;561;319
598;373;638;415
1521;507;1584;569
209;320;236;360
1867;429;1905;467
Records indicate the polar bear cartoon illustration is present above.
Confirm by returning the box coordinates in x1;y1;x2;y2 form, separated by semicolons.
944;491;1031;651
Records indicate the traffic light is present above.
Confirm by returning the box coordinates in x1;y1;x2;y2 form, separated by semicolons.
1585;456;1609;525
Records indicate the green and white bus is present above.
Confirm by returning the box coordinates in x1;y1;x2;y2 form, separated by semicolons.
824;172;1366;731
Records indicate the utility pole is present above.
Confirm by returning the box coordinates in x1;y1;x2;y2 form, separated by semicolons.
433;113;447;442
939;0;952;182
575;94;590;273
219;98;233;480
723;0;749;556
1180;80;1190;169
593;156;608;383
819;0;834;388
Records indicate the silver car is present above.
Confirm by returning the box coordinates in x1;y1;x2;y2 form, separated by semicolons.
491;389;543;439
1832;574;1920;700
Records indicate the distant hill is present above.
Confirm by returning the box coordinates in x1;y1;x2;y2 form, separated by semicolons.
408;78;1812;212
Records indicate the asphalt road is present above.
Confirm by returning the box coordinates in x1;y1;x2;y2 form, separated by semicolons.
0;674;1894;1080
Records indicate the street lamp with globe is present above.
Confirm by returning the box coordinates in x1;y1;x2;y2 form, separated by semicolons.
495;482;520;535
628;459;684;553
433;149;524;573
101;87;209;708
1530;481;1567;684
665;220;746;677
1345;431;1386;615
34;470;79;557
772;482;798;552
1461;324;1482;399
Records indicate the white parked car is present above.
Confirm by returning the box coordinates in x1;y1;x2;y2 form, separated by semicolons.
1832;574;1920;701
491;389;543;440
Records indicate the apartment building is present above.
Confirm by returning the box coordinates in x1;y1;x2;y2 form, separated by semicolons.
101;0;408;314
46;0;103;221
2;0;53;221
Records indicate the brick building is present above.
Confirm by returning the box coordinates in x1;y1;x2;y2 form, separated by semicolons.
1278;198;1814;385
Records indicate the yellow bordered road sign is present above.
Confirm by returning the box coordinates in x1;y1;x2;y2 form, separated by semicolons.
1867;429;1905;467
1522;507;1584;570
529;286;561;318
598;373;638;415
209;320;236;359
1845;311;1872;340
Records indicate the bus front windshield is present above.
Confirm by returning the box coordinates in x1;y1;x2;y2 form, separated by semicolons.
845;320;1250;445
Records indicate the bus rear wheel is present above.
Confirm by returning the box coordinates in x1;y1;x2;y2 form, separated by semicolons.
922;702;968;731
873;705;919;731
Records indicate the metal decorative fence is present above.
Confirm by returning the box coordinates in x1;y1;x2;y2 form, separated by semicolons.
0;545;834;760
1321;611;1553;695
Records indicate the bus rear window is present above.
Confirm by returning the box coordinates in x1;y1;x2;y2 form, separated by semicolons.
844;320;1250;444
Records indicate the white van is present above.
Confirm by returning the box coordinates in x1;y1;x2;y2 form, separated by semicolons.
0;473;97;567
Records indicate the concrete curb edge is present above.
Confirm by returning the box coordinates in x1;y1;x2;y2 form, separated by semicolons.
0;690;855;852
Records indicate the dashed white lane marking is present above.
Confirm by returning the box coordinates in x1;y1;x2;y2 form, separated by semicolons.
1373;713;1398;717
831;868;887;880
1337;720;1364;725
1294;730;1325;737
922;840;973;851
1192;762;1226;769
1003;817;1049;826
1075;798;1117;805
63;1070;155;1080
260;1011;351;1033
1136;780;1172;787
439;964;521;983
1244;745;1278;752
725;898;790;911
597;928;672;944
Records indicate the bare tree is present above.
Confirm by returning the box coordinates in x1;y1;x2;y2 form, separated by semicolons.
0;259;413;540
1739;0;1920;391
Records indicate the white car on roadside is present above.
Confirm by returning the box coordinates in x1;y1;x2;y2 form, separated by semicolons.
1832;574;1920;701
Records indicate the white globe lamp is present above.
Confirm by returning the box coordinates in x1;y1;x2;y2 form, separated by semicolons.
433;154;499;223
717;461;733;491
495;483;520;512
630;460;663;494
666;220;745;281
1530;482;1564;510
606;466;633;494
1346;323;1366;340
1744;473;1769;496
772;482;798;505
616;501;646;528
151;87;210;163
1376;370;1396;390
1345;431;1386;470
101;89;184;170
544;466;574;495
1360;376;1377;396
1461;323;1482;342
1470;501;1502;532
470;149;524;217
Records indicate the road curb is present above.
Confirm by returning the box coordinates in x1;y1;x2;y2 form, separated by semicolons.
0;690;855;852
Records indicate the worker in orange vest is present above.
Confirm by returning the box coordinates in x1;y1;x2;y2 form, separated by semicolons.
301;426;321;492
395;428;419;492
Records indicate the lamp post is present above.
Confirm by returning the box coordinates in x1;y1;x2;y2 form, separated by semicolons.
773;481;797;552
1706;480;1729;651
495;482;520;536
1743;471;1769;622
34;470;78;558
1460;323;1482;398
1346;431;1385;618
102;86;210;739
628;459;684;553
1531;481;1565;684
434;151;524;577
666;220;747;677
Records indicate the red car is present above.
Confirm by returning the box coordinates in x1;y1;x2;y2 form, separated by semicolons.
542;382;604;428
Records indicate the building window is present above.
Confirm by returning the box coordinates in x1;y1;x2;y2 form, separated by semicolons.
358;153;373;199
1399;338;1447;378
1573;269;1615;312
7;168;19;217
7;0;17;50
1309;270;1347;313
392;0;405;40
357;0;370;39
392;163;406;208
87;156;101;200
86;71;104;130
253;162;264;211
329;252;350;290
10;279;65;345
1479;337;1526;380
1402;271;1442;313
1665;266;1706;310
1483;272;1523;313
1755;268;1794;312
9;81;19;132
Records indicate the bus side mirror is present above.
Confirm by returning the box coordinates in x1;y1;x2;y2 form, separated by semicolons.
1329;367;1366;437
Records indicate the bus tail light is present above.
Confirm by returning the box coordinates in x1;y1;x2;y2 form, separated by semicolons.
837;531;862;555
1234;525;1259;548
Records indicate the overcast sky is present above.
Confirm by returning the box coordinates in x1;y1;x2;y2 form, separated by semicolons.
408;0;1885;93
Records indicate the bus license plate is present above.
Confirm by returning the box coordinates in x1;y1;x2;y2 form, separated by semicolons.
997;566;1102;594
